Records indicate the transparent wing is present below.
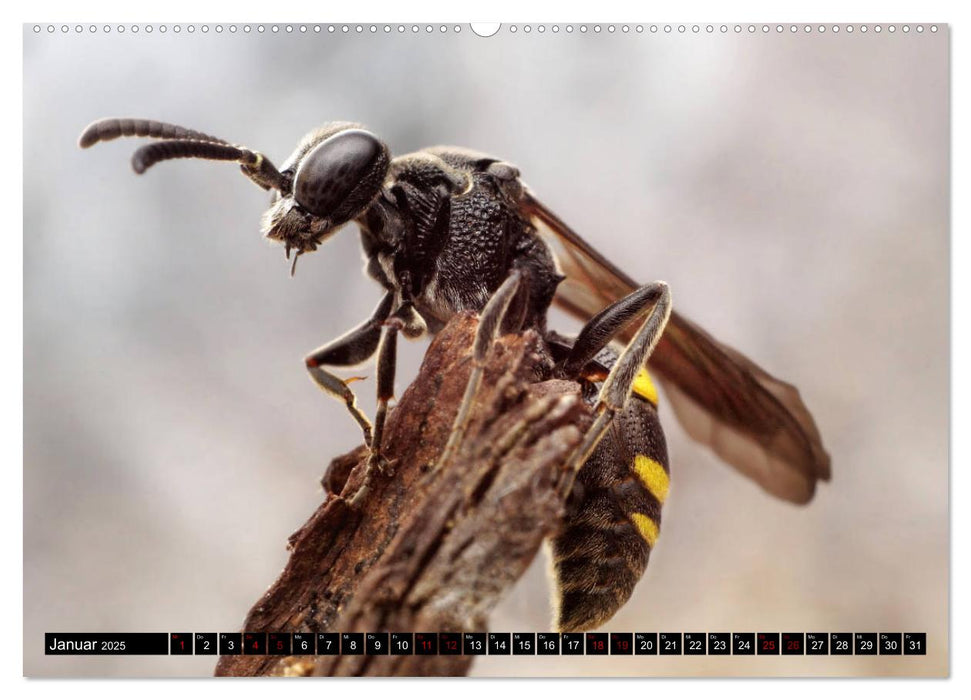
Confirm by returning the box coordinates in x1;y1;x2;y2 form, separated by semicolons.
522;188;831;504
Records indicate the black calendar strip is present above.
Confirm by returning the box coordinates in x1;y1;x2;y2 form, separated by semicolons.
45;632;928;656
45;633;170;655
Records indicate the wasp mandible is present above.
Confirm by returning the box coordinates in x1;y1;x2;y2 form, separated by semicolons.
79;118;830;632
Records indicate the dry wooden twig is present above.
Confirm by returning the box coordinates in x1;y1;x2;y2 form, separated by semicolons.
214;312;590;677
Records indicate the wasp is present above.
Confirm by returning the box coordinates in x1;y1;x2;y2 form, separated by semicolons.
79;118;831;632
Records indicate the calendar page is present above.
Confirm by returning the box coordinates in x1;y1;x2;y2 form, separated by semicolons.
23;19;948;678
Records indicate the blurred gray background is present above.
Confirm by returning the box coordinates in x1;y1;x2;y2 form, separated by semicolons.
24;24;948;677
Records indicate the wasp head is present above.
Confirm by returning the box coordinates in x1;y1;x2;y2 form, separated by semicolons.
78;118;390;275
261;124;390;268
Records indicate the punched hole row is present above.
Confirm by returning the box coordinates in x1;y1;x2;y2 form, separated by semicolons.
31;24;942;36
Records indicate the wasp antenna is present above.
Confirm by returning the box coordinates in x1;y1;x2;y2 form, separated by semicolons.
130;140;259;174
241;156;288;193
78;118;231;149
82;118;288;192
127;139;288;193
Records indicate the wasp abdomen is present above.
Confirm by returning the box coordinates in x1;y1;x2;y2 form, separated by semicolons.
550;373;669;632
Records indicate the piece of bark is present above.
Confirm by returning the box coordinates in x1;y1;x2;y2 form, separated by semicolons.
214;312;590;677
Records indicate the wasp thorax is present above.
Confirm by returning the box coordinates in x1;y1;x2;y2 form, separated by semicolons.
293;129;390;222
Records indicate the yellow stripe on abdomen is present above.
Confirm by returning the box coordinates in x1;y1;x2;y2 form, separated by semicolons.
634;454;670;504
632;368;659;405
630;512;659;547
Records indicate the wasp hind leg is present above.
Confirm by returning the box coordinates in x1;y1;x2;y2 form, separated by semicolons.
559;281;672;493
551;281;672;632
435;270;525;470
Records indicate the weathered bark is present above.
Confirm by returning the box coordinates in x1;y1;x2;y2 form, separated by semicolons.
214;312;590;677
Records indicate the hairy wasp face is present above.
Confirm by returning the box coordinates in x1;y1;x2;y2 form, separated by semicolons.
261;124;390;259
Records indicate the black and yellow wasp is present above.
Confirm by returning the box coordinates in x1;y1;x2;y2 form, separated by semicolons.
79;118;831;632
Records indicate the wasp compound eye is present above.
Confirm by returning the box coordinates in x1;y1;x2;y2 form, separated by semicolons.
293;129;390;223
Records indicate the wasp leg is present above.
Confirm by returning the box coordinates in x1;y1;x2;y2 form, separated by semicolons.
435;269;524;470
346;322;401;507
351;302;430;506
304;292;394;448
369;301;426;467
560;282;672;493
370;325;397;466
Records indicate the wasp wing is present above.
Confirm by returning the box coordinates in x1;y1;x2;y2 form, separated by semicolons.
522;189;831;504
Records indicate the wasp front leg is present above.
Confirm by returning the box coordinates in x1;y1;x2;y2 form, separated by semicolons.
307;295;425;506
304;292;394;452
